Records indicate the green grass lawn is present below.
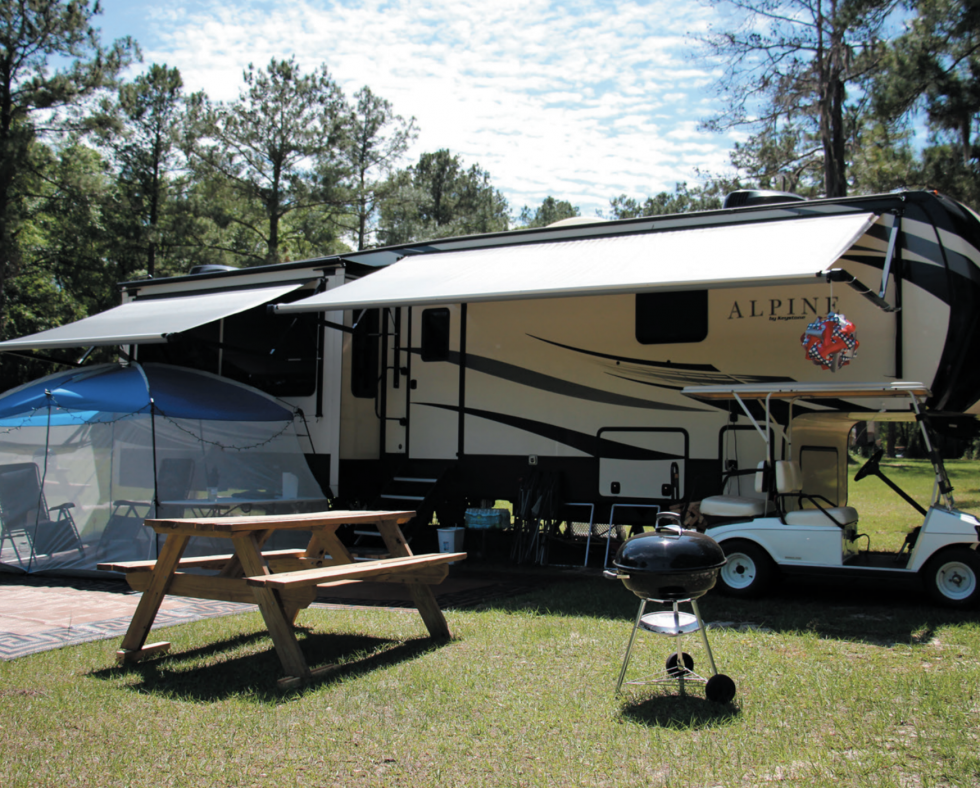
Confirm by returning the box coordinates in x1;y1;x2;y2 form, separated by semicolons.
2;459;979;787
848;456;980;552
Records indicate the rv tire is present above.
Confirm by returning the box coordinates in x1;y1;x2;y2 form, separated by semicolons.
922;546;980;609
718;540;774;599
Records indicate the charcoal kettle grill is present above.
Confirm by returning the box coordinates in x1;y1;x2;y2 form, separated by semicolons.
604;514;737;703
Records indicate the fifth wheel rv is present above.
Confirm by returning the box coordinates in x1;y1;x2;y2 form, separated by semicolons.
273;189;980;525
3;189;980;569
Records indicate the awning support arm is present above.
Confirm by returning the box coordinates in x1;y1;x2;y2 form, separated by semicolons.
824;270;899;313
879;210;903;301
0;348;84;367
909;393;955;510
319;318;354;334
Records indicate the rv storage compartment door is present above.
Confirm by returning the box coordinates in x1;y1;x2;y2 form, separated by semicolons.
598;428;686;499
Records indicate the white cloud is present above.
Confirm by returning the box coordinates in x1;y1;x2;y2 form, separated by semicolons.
120;0;739;218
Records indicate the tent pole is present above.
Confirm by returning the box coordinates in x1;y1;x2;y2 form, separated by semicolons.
150;396;160;559
30;400;55;572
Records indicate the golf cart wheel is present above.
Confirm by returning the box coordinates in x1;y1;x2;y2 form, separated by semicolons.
922;547;980;609
718;540;775;599
665;651;694;677
705;673;737;704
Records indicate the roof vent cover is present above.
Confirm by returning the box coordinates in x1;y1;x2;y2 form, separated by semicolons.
724;190;806;209
188;264;239;275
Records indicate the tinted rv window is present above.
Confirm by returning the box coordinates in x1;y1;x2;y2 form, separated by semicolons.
635;290;708;344
219;292;319;396
136;289;319;397
421;308;451;361
138;321;220;373
351;309;380;398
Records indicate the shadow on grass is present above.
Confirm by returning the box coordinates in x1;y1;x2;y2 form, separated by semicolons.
89;628;448;702
483;572;980;647
620;691;740;729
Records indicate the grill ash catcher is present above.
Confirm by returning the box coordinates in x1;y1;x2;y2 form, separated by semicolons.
604;514;737;703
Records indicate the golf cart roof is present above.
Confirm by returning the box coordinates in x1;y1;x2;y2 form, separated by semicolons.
682;381;932;401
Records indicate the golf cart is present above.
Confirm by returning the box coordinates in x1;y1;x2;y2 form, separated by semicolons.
682;381;980;608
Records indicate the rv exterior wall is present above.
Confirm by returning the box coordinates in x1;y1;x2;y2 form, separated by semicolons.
378;265;919;507
356;195;980;512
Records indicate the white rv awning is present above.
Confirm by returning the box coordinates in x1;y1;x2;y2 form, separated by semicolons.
275;212;879;314
0;282;305;351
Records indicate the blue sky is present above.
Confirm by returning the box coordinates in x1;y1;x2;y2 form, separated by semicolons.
95;0;743;219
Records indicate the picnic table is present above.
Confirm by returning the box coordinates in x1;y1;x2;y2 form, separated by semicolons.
97;510;466;688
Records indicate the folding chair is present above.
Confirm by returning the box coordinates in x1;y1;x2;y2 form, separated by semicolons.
603;503;661;568
0;462;84;560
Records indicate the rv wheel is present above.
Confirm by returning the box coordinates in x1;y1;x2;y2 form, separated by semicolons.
922;547;980;609
718;540;775;599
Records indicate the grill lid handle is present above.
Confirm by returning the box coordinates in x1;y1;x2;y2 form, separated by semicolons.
653;522;683;539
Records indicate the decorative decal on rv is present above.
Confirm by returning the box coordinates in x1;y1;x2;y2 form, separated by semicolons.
527;336;793;391
438;351;707;412
417;403;685;460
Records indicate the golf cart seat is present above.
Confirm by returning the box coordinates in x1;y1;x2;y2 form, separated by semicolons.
775;461;858;529
700;462;776;518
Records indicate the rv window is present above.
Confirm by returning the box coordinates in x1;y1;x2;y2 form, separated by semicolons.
421;308;451;362
219;291;319;396
136;322;220;373
635;290;708;344
351;309;380;399
136;290;319;397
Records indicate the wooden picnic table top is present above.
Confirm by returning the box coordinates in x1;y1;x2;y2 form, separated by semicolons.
142;509;417;534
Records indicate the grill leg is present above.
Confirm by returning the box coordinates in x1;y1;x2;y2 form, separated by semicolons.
690;598;719;676
616;598;648;693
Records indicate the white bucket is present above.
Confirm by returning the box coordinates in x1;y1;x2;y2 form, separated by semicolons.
437;526;465;563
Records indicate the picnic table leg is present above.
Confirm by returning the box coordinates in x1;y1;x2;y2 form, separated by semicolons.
216;529;274;579
116;532;190;663
276;526;356;625
304;527;354;564
233;533;312;685
376;519;453;640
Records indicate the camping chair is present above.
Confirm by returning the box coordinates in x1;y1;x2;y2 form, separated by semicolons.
541;502;595;567
97;500;154;560
99;458;196;558
603;503;661;568
0;462;84;560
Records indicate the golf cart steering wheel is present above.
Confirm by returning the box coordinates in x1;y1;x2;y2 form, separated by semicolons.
854;448;884;482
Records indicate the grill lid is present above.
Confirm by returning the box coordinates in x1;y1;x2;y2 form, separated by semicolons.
613;524;726;574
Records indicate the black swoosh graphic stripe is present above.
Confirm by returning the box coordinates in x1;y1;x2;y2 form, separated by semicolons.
528;335;719;371
439;351;706;412
418;402;684;460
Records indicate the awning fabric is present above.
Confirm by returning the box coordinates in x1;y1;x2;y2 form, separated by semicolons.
275;212;879;314
0;283;304;351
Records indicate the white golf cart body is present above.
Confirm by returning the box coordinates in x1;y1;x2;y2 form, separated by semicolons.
681;381;980;607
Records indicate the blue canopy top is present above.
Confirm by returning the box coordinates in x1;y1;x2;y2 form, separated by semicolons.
0;363;293;425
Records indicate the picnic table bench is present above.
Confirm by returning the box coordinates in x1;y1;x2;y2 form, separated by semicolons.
97;510;466;689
